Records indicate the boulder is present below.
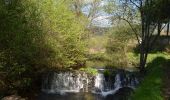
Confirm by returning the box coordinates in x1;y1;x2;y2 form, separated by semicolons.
2;95;26;100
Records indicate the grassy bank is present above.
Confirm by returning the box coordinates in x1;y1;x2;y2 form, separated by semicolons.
85;50;170;100
131;52;170;100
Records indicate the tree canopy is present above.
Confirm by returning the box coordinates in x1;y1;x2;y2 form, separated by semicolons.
0;0;87;91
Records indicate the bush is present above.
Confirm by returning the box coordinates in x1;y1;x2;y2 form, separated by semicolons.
79;67;98;75
105;25;138;68
0;0;87;93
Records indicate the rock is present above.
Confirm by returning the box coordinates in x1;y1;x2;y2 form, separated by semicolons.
2;95;26;100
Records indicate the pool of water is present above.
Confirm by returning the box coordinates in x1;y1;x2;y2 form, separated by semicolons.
38;88;133;100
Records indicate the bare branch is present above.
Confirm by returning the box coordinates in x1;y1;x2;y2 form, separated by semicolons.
129;0;140;8
119;17;141;44
161;24;167;31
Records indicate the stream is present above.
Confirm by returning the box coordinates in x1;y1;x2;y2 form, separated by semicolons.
39;69;139;100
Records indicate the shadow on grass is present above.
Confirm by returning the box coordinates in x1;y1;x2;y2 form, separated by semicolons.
131;57;168;100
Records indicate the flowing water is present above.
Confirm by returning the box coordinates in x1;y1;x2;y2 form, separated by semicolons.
39;69;139;100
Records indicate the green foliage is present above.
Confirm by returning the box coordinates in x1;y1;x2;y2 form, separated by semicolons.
127;52;139;67
131;53;170;100
86;32;109;68
88;35;108;52
142;0;170;23
79;67;98;75
37;0;87;68
127;52;170;67
103;70;110;76
105;25;138;68
0;0;87;93
131;57;166;100
88;53;108;61
86;60;106;68
0;0;43;91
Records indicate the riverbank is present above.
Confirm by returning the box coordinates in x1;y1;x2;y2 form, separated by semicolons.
1;52;170;100
162;59;170;99
131;52;170;100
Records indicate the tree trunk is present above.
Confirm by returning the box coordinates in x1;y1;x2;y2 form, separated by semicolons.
139;41;148;74
139;12;147;73
139;12;149;74
167;23;169;44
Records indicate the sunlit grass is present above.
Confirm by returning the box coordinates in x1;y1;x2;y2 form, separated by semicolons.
127;52;170;66
131;53;170;100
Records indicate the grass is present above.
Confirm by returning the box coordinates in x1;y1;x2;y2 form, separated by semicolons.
79;67;98;75
131;52;170;100
127;52;170;67
84;51;169;99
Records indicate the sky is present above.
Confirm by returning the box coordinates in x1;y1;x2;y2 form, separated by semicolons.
82;0;113;27
81;0;141;27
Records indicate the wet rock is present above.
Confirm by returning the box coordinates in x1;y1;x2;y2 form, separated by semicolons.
2;95;26;100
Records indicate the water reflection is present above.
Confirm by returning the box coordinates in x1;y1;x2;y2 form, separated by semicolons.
38;93;116;100
38;87;133;100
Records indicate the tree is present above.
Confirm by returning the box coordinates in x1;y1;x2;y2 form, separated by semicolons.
0;0;87;93
106;24;138;68
105;0;170;73
130;0;170;72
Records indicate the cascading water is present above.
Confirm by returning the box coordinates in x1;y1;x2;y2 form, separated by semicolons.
94;73;122;97
42;72;90;94
42;70;139;97
94;73;105;92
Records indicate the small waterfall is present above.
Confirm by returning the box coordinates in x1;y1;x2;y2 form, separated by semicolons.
42;72;90;94
42;70;139;96
114;74;121;89
93;72;139;97
94;73;105;92
94;73;122;97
